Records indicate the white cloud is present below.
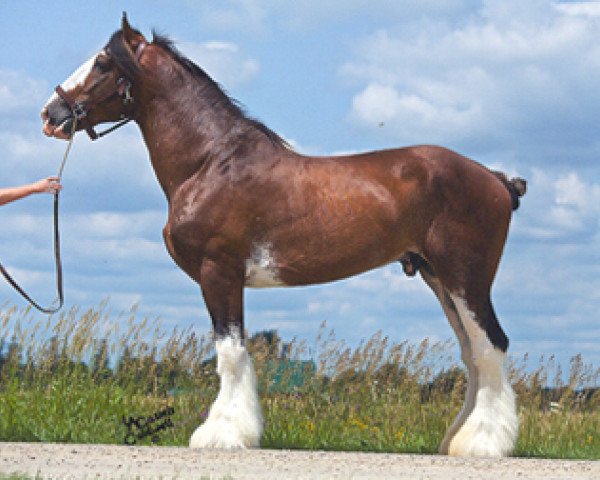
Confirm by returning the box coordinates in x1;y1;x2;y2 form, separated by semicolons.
0;69;48;113
188;0;481;33
179;40;260;88
0;210;167;272
512;169;600;240
350;81;485;141
551;172;600;232
556;1;600;17
186;0;272;34
70;210;165;239
554;172;590;209
342;1;600;154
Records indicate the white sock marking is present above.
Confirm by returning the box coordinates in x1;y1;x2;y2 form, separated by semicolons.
190;333;263;448
446;294;519;457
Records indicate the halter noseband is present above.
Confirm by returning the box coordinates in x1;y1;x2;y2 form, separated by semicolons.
54;40;147;141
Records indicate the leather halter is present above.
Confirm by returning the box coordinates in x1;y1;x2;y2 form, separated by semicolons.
54;40;147;140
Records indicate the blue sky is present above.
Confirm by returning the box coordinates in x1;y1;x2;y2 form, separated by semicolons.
1;1;600;370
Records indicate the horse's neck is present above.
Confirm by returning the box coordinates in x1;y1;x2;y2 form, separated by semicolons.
135;77;243;199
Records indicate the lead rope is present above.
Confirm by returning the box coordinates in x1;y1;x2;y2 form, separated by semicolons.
0;116;78;314
57;116;77;180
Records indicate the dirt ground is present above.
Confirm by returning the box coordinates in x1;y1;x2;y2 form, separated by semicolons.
1;442;599;479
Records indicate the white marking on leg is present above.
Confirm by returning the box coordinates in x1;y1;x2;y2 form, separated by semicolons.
190;330;263;448
245;243;286;288
445;294;518;457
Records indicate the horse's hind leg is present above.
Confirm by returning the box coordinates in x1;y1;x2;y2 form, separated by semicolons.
419;266;518;457
418;270;477;452
445;292;517;457
189;259;263;449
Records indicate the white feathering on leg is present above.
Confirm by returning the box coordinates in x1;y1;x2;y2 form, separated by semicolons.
446;295;519;457
189;334;263;448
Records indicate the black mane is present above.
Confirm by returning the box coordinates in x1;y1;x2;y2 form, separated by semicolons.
109;30;287;148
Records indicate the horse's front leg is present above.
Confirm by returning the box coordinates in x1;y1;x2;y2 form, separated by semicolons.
189;259;263;449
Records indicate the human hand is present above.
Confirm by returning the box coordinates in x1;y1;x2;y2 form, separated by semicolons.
32;176;62;194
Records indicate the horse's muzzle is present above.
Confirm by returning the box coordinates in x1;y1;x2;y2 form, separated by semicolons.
41;98;73;140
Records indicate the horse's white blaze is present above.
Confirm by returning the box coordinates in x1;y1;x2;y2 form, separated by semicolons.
43;53;99;109
62;53;99;90
445;294;518;457
245;243;286;287
189;332;263;448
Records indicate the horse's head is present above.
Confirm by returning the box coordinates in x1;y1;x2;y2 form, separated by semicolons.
41;14;147;140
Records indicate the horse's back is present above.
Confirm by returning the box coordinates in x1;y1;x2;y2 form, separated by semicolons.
326;144;515;219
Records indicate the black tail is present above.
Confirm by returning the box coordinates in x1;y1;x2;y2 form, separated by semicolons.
492;171;527;211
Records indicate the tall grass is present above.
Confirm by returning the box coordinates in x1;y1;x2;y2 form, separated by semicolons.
0;303;598;459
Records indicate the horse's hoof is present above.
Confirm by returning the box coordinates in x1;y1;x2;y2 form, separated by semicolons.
189;419;260;449
443;393;518;457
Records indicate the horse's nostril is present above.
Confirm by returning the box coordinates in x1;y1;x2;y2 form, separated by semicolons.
61;118;74;135
44;98;72;128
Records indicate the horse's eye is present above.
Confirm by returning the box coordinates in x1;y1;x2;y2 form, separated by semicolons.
94;58;112;74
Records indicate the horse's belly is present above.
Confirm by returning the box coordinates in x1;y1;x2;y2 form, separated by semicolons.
243;240;401;288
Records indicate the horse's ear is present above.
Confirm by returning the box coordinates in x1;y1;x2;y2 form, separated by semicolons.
121;12;146;49
122;12;132;36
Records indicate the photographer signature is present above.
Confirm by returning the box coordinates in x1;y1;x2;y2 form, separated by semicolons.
123;406;175;445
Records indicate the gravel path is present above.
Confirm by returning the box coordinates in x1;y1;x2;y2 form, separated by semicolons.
1;442;599;479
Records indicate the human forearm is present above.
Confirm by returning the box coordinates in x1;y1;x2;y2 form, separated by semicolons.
0;184;38;206
0;177;62;206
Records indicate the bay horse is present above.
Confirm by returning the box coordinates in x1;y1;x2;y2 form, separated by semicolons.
41;15;526;457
